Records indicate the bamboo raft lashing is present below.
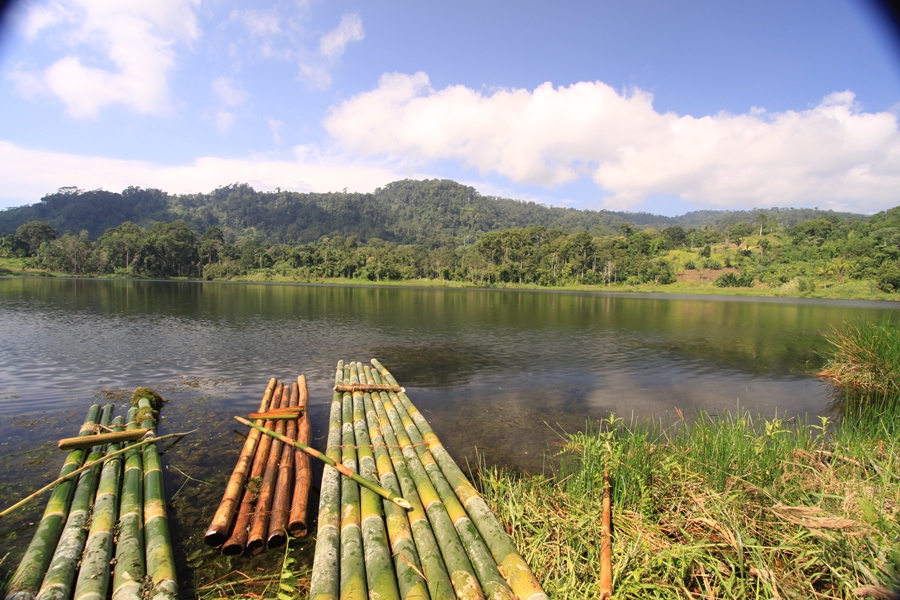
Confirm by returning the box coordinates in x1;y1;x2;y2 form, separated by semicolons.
205;375;314;556
307;359;549;600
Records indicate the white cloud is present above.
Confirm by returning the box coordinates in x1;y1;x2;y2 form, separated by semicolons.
319;13;364;60
0;141;417;209
297;12;364;89
215;110;236;133
324;73;900;213
212;77;247;107
268;118;284;145
9;0;200;118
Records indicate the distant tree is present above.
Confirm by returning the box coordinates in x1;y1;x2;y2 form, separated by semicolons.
15;221;58;256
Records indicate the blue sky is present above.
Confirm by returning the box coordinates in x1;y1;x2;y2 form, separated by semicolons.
1;1;899;216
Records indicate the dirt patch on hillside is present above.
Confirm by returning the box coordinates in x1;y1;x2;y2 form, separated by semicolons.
677;267;739;283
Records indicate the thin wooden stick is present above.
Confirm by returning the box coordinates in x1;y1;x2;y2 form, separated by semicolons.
599;468;613;599
0;432;193;519
234;416;412;510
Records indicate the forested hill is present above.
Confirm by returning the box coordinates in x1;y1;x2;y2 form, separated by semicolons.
0;179;867;243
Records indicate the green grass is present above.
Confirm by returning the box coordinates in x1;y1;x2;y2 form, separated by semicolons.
819;320;900;396
479;404;900;599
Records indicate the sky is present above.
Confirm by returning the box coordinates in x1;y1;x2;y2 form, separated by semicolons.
1;1;899;217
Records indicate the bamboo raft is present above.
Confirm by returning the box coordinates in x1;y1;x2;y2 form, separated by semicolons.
3;388;182;600
308;359;548;600
204;375;312;554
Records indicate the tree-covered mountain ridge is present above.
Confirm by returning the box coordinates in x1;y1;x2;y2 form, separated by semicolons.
0;179;871;243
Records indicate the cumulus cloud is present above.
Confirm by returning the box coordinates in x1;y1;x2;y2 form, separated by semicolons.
0;140;416;209
324;72;900;213
9;0;200;118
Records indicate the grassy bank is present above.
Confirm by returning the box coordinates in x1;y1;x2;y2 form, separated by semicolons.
480;401;900;599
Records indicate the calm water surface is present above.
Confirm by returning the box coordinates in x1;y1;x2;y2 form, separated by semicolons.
0;278;897;577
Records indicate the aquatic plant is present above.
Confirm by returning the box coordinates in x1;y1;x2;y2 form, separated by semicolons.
818;319;900;396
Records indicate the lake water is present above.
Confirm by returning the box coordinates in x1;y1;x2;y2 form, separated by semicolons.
0;278;897;580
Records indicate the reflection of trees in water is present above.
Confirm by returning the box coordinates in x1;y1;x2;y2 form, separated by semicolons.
368;343;500;387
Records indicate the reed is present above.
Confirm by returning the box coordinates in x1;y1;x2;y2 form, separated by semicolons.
4;404;101;600
818;318;900;396
479;405;900;599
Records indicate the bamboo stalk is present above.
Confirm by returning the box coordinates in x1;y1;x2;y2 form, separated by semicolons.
205;377;278;547
73;415;125;600
339;367;366;600
221;381;283;555
599;469;613;599
112;407;146;600
361;387;430;600
247;411;301;421
369;385;455;600
57;428;151;450
36;404;114;600
288;375;312;537
309;363;344;600
4;404;100;600
373;375;485;600
247;382;290;554
350;363;400;600
372;359;548;600
267;381;298;548
139;395;178;600
376;369;513;600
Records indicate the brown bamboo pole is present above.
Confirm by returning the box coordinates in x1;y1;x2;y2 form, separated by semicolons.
221;381;283;555
599;469;612;599
267;380;299;548
247;382;290;554
57;428;151;450
288;375;312;537
204;378;278;547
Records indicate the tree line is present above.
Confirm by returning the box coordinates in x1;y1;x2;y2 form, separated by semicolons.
3;205;899;292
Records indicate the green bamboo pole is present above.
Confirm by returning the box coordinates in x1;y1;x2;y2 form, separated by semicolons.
371;373;485;600
339;364;366;600
73;415;125;600
360;369;430;600
138;394;178;600
4;404;101;600
369;387;454;600
372;359;548;600
309;362;344;600
36;404;114;600
350;363;400;600
112;407;145;600
376;372;513;600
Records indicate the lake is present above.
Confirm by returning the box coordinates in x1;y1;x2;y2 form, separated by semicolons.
0;277;897;577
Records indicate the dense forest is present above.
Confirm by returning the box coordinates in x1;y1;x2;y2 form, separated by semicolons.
1;179;898;293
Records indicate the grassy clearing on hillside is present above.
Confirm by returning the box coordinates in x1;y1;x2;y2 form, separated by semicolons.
480;402;900;599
